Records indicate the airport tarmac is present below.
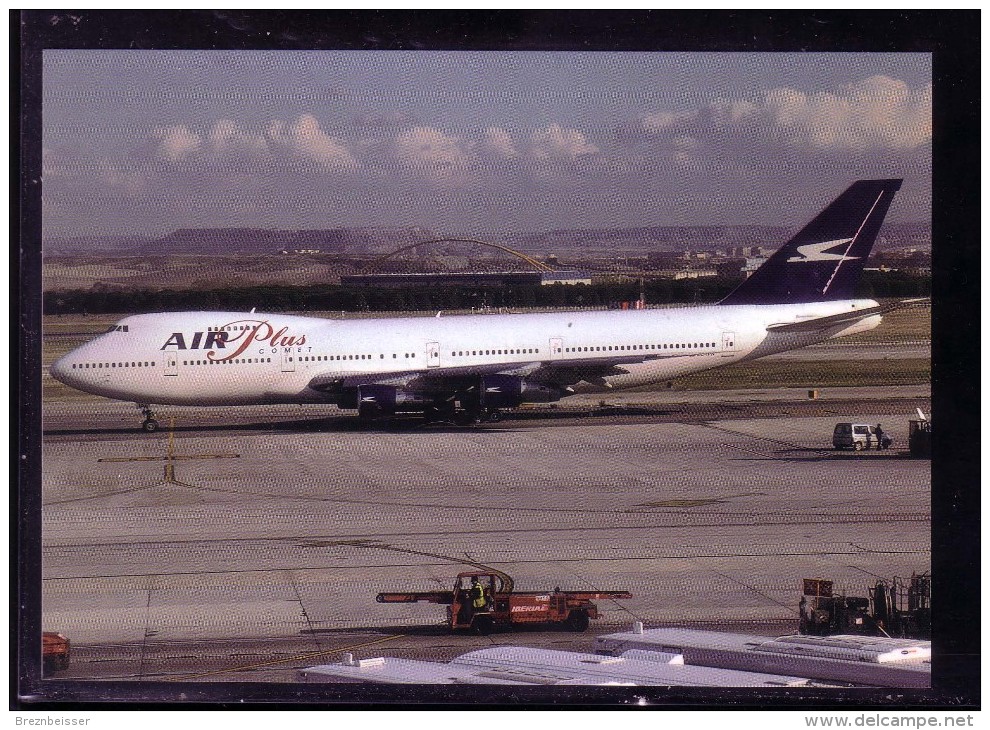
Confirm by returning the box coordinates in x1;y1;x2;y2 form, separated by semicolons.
37;384;931;683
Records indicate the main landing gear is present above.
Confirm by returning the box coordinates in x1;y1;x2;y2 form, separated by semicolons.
418;405;503;427
453;408;502;426
137;404;160;432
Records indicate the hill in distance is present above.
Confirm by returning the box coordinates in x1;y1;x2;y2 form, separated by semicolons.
43;221;929;257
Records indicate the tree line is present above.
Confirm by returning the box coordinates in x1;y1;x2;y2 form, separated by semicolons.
43;271;931;315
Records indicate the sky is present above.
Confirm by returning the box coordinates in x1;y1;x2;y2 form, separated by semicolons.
42;51;932;240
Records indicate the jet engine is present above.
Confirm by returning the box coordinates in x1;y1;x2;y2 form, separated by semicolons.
478;375;563;409
354;385;433;417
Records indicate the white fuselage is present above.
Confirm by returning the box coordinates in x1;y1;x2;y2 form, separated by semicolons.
50;300;881;407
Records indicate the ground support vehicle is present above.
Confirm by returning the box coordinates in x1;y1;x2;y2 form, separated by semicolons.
43;632;70;674
908;418;931;458
832;423;892;451
799;574;931;640
376;570;632;635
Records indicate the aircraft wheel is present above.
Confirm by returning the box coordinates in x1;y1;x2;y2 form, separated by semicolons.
142;419;159;433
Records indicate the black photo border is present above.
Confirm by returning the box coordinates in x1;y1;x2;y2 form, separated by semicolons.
14;9;980;710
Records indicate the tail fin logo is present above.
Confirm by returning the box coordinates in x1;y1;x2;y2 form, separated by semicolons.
787;238;859;263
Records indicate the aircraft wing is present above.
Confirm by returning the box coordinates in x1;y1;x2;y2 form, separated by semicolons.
307;361;544;396
306;351;672;395
524;355;661;389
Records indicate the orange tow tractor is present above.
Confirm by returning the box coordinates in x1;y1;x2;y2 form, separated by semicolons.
43;632;71;674
377;570;632;635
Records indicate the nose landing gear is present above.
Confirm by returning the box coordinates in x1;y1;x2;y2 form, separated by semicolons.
137;404;160;432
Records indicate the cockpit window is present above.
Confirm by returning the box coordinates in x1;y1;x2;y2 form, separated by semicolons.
105;324;130;333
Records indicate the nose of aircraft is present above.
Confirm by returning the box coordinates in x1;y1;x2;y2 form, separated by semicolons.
49;354;73;385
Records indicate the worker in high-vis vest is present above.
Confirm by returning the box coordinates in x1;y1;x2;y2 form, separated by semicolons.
470;577;487;612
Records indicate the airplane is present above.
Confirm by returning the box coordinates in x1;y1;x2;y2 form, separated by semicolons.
50;179;904;432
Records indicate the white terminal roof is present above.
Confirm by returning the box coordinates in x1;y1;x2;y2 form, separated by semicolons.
300;630;932;687
452;646;812;687
300;645;813;686
594;629;931;688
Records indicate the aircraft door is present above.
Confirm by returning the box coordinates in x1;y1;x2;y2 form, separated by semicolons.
427;341;441;368
163;353;178;376
549;337;563;361
281;348;296;373
721;331;736;357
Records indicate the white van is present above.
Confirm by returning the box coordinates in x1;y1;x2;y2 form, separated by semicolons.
833;423;891;451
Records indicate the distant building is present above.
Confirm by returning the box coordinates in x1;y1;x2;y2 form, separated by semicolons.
341;272;543;288
540;271;593;286
742;257;767;277
340;271;591;288
673;269;717;280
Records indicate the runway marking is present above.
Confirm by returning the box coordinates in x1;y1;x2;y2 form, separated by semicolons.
98;454;240;462
44;546;931;582
721;443;779;459
167;633;403;682
287;571;323;652
635;493;764;508
637;498;727;508
42;510;932;556
560;567;643;622
46;421;246;506
97;420;238;469
299;539;515;591
697;564;797;612
706;423;836;459
138;582;156;679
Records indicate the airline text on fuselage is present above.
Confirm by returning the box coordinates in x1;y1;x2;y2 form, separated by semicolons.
159;319;308;361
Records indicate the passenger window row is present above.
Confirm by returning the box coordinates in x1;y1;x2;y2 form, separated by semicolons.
182;358;273;365
312;353;417;360
72;361;152;369
564;342;716;353
448;348;540;357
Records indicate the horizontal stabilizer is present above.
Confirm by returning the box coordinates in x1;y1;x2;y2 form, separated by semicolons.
767;296;927;334
767;306;882;333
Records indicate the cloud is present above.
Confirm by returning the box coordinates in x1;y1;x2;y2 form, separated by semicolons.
529;123;599;161
626;74;931;155
761;75;931;150
149;115;356;172
153;124;202;161
206;119;269;159
479;127;518;159
266;114;358;170
639;111;695;134
392;126;471;175
140;116;604;187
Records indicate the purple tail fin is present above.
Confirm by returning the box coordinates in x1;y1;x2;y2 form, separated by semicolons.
720;179;902;305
